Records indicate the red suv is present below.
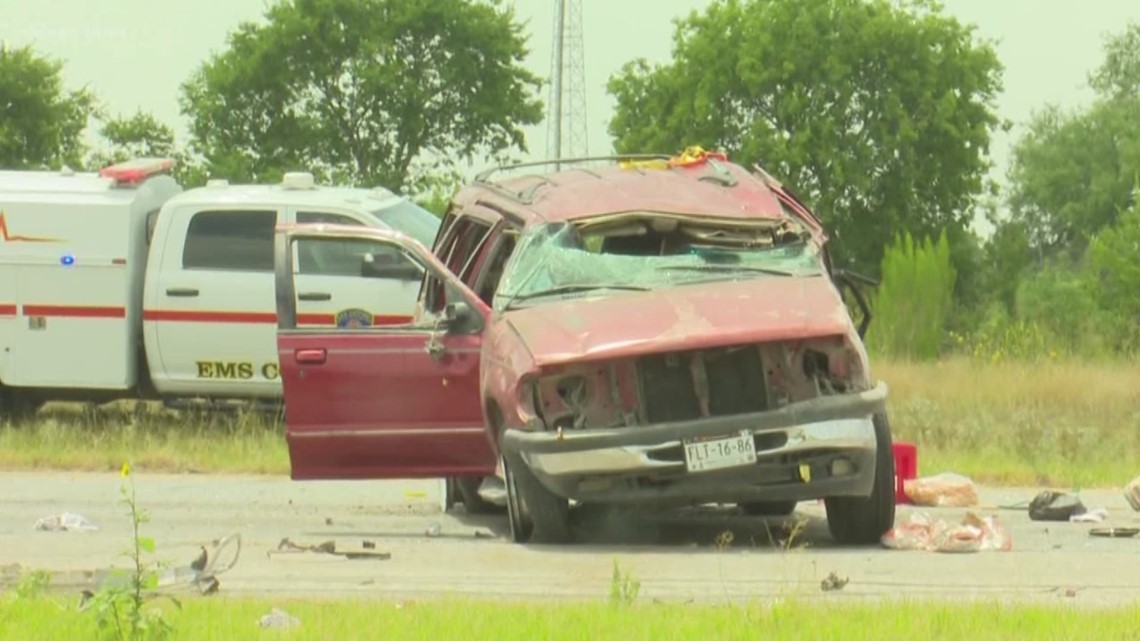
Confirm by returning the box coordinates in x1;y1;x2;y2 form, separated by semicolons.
272;149;896;546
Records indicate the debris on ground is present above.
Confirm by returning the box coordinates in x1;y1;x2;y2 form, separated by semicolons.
258;607;300;630
425;522;442;537
33;512;98;532
1028;490;1086;522
881;511;1012;553
820;571;848;592
1070;508;1108;523
1088;527;1139;538
1124;476;1140;512
66;533;242;602
155;532;241;595
903;473;978;508
269;538;391;561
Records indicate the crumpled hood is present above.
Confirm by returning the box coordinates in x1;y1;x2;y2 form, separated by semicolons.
504;276;854;367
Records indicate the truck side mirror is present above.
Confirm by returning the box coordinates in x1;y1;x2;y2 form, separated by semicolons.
361;252;421;281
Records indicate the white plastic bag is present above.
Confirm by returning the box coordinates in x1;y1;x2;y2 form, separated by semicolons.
33;512;98;532
881;511;1011;553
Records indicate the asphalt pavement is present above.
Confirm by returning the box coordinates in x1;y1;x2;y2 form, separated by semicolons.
1;471;1138;606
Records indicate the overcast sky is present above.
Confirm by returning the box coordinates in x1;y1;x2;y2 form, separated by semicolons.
3;0;1138;229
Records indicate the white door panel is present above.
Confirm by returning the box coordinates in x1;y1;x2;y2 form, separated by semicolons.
146;206;282;398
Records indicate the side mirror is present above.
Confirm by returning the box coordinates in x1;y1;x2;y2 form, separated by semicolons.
427;301;477;357
444;301;471;324
361;252;421;281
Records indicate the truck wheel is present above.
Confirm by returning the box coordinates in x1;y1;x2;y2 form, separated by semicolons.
824;412;896;546
739;501;798;517
0;389;42;424
454;476;504;515
502;451;573;545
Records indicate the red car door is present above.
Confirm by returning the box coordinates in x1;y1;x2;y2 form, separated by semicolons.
273;225;498;480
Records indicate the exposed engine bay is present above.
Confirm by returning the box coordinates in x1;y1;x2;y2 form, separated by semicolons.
524;335;867;432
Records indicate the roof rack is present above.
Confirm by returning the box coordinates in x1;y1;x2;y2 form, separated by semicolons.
473;154;673;183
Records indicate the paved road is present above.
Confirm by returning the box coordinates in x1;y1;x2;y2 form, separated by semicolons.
1;472;1138;606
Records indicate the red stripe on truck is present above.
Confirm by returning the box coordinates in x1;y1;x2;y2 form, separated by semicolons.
0;304;16;317
142;310;412;326
22;305;126;318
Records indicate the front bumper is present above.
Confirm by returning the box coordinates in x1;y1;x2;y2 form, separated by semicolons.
500;381;888;506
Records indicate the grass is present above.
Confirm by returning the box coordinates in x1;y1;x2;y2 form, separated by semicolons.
2;356;1139;487
879;357;1140;488
2;594;1140;641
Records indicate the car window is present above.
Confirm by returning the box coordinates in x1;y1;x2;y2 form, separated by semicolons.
367;200;442;249
424;215;493;313
297;237;411;277
183;210;277;271
474;229;518;305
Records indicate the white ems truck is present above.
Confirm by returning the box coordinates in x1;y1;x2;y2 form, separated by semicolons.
0;158;441;418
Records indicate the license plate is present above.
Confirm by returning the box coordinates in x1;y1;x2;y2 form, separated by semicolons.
683;430;757;473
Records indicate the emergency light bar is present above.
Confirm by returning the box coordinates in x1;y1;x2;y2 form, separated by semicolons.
99;158;176;185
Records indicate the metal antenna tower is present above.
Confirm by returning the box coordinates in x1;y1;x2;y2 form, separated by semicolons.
545;0;588;168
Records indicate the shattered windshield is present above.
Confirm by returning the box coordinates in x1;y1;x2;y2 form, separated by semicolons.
494;216;823;311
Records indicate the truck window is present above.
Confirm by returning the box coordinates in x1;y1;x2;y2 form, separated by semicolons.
183;210;277;272
295;212;375;275
297;237;407;277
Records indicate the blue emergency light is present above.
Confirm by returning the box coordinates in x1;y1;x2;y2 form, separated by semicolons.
60;254;75;266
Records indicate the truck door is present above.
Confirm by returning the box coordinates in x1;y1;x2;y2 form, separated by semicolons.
289;210;421;329
144;206;282;398
274;228;497;480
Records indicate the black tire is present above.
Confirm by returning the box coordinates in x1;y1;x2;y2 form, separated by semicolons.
739;500;798;517
454;476;504;515
0;389;42;424
502;451;573;544
504;458;531;543
441;477;458;513
824;412;896;545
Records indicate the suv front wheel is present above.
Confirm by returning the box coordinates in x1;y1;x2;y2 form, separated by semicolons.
502;451;574;544
823;412;896;545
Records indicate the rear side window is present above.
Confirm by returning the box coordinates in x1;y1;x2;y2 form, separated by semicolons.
182;210;277;271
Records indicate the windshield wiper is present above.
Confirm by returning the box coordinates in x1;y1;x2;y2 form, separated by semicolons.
656;265;798;277
505;284;650;307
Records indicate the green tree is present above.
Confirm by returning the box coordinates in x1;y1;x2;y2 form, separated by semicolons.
89;111;208;187
179;0;544;192
1005;99;1140;257
1088;197;1140;323
0;44;95;170
867;229;957;361
977;216;1037;315
1089;22;1140;100
1006;21;1140;258
605;0;1006;276
1014;260;1106;355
